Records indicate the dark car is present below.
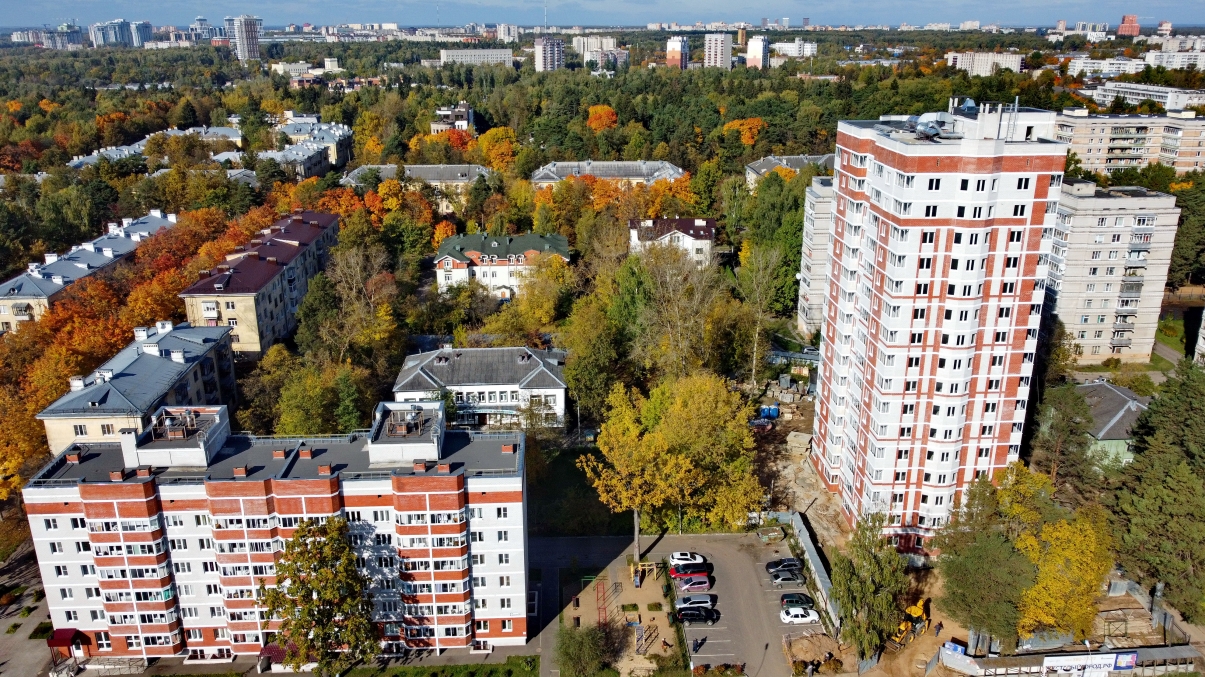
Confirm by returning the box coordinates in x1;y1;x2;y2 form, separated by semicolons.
765;558;803;574
670;563;711;578
675;607;720;626
780;593;815;609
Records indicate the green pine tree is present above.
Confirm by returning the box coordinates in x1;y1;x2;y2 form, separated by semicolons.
333;367;361;433
830;513;910;660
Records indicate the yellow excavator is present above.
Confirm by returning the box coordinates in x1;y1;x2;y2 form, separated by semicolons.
886;602;930;652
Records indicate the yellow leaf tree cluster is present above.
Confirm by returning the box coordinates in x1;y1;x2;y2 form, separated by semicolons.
579;374;761;559
1015;507;1114;640
722;117;768;145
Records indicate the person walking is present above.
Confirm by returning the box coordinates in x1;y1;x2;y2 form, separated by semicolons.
934;621;944;638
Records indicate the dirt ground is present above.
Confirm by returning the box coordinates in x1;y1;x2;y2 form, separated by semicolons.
562;563;678;675
862;573;966;677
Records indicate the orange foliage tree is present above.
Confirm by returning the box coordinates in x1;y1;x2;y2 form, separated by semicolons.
722;118;768;145
587;105;619;133
433;220;457;249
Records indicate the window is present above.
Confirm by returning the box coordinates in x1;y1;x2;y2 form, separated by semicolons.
497;530;509;542
54;565;68;577
496;507;508;519
907;357;920;367
49;541;64;554
1009;230;1023;243
498;554;510;565
96;632;111;650
1017;177;1030;189
957;206;966;218
500;598;513;609
44;518;58;530
921;231;935;244
924;205;938;217
100;424;115;436
918;258;932;270
226;318;237;326
928;178;941;190
64;610;77;622
503;619;514;631
960;178;969;190
1005;257;1018;269
73;424;87;437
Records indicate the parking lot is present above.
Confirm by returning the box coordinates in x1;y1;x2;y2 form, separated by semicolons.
645;533;818;676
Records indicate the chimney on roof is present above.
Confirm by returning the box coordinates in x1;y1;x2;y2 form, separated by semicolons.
318;464;332;476
156;321;174;333
233;465;247;478
136;466;151;478
134;327;150;341
413;460;427;473
97;369;114;382
69;376;85;392
437;462;451;473
167;214;177;223
66;451;81;463
150;209;163;218
272;449;286;459
109;470;123;482
299;448;312;459
170;349;185;364
292;214;302;223
199;270;210;279
142;344;160;357
266;257;277;265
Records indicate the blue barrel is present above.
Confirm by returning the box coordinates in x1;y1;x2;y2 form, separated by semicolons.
769;404;780;419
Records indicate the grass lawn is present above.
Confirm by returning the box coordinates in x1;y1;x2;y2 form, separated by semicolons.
528;447;629;537
1156;318;1187;354
1077;349;1175;373
28;621;53;640
349;654;539;677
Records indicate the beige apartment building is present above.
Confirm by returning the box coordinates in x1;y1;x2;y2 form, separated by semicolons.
1045;178;1181;363
179;210;339;358
36;321;235;454
1057;108;1205;175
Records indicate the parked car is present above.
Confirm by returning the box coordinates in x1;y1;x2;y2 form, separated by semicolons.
780;593;815;609
670;563;711;578
771;571;806;588
676;608;720;626
676;575;713;592
765;558;803;574
780;607;821;625
676;594;716;609
670;552;705;566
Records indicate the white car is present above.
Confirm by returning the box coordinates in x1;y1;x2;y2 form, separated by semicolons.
676;594;715;609
780;607;821;625
670;552;704;566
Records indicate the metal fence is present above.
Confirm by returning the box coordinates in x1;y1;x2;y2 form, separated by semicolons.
771;511;841;636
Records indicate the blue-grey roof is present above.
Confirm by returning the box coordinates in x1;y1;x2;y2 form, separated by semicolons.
746;154;836;178
278;121;353;141
0;211;175;301
531;160;685;184
38;322;231;419
341;164;493;187
394;347;567;392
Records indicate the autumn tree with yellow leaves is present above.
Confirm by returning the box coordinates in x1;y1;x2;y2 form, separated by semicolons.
579;374;761;559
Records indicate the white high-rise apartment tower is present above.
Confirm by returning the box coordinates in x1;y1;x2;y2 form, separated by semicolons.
704;33;732;69
798;176;835;335
746;35;770;69
227;15;260;63
534;37;565;72
813;98;1068;551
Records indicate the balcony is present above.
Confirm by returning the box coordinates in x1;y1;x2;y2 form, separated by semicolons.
1125;257;1148;268
1110;337;1133;348
1115;306;1139;316
1128;241;1151;252
201;306;220;319
1114;322;1135;331
1119;288;1143;300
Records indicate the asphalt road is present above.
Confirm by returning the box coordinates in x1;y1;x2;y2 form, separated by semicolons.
644;534;800;677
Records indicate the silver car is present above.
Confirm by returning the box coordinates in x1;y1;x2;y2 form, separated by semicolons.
676;594;715;609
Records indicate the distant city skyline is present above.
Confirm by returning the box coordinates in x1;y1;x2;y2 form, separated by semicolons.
4;0;1203;31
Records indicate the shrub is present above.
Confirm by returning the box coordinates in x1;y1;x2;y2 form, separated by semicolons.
31;589;44;602
5;623;19;634
621;603;639;612
1102;357;1122;368
647;602;663;611
0;593;14;606
19;606;32;617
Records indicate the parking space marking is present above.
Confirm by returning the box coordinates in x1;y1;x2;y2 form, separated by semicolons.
694;653;737;658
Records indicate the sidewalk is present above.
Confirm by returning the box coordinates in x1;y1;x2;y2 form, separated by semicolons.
0;539;52;677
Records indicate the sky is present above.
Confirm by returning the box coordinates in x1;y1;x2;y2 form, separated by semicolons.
3;0;1202;31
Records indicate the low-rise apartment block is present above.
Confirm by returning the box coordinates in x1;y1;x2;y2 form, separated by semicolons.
1056;108;1205;174
1144;51;1205;70
1091;82;1205;111
341;164;494;212
36;321;235;455
1066;56;1146;77
797;176;835;336
530;160;685;188
430;102;475;134
628;218;715;264
179;210;339;358
744;154;836;188
276;122;353;168
1045;178;1180;363
440;49;514;66
0;211;176;331
394;347;567;426
945;51;1023;76
24;398;528;661
434;233;569;299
